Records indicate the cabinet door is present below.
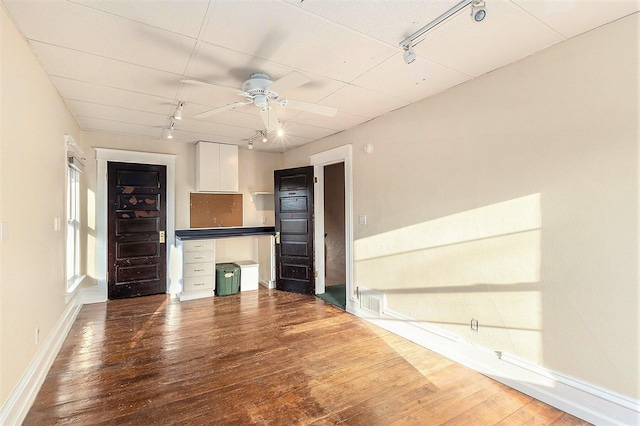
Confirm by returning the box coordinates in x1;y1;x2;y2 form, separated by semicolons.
196;142;220;192
219;144;238;192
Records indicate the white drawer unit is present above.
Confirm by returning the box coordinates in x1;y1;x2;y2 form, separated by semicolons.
184;240;214;251
183;275;215;292
184;250;215;264
178;238;216;301
183;262;214;277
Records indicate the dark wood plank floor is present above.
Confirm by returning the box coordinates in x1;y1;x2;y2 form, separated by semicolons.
25;288;590;425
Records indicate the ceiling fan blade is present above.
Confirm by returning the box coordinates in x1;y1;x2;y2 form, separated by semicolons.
181;79;247;96
259;107;280;133
194;102;250;118
280;99;337;117
267;71;311;94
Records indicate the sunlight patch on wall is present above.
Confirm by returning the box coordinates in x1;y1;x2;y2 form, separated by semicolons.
353;193;543;362
87;189;96;230
355;193;541;264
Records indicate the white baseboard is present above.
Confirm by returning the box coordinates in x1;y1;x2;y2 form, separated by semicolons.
347;304;640;426
0;289;85;425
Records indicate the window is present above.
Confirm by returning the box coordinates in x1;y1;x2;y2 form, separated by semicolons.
66;164;80;290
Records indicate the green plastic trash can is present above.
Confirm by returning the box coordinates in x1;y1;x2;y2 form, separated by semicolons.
216;263;240;296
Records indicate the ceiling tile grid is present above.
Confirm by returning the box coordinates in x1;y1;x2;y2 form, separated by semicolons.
2;0;638;152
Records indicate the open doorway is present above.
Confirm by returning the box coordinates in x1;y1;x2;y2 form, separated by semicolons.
311;145;353;310
317;162;346;309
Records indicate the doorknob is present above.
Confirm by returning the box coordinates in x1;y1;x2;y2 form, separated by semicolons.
275;232;280;244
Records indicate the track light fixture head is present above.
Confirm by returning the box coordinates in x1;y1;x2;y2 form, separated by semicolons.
164;119;175;139
471;0;486;22
248;141;254;150
403;45;416;65
174;101;184;120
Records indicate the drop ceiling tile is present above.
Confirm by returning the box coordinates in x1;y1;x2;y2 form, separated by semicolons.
417;0;564;77
65;100;167;128
171;129;243;146
76;116;162;139
69;0;209;38
28;42;180;99
279;122;337;140
321;85;410;118
52;77;174;115
267;133;315;151
512;0;640;38
3;0;196;75
176;118;256;140
290;110;371;132
282;0;463;46
183;104;266;130
353;54;472;102
200;0;397;82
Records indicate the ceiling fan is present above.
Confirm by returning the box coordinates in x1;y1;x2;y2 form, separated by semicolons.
181;71;338;133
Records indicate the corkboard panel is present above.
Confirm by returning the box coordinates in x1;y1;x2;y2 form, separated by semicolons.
190;193;243;228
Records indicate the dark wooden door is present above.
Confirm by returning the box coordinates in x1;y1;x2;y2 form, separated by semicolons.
108;162;166;299
274;166;315;294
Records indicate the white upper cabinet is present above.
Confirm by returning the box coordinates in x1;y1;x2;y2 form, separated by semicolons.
196;142;238;192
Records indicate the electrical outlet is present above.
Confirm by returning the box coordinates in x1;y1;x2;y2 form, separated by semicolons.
359;214;367;225
471;318;479;332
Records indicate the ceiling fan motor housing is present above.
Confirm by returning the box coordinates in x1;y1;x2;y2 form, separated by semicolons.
243;73;278;107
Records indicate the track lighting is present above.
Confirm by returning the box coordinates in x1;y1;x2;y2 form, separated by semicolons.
403;45;416;65
163;119;175;139
276;128;284;137
248;141;253;150
261;131;268;143
174;101;184;120
399;0;487;64
471;0;486;22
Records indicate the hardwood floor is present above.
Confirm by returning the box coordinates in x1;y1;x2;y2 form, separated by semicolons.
25;288;590;425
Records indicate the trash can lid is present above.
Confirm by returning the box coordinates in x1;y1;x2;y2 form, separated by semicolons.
216;262;239;269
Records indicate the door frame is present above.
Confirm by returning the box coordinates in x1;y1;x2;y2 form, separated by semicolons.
310;145;354;305
95;148;176;302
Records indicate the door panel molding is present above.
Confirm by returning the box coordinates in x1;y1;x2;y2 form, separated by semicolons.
96;148;176;303
274;166;315;294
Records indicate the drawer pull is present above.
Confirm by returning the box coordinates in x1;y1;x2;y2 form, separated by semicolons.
194;256;205;260
194;244;205;248
194;269;205;272
194;282;204;286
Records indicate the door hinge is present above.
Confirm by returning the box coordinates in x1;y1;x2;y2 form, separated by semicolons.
159;230;165;243
275;231;280;244
314;176;318;183
314;270;318;278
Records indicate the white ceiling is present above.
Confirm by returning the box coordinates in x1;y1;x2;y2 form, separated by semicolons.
3;0;638;153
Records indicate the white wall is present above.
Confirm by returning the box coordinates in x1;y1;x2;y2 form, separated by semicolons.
0;6;83;406
283;14;639;400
